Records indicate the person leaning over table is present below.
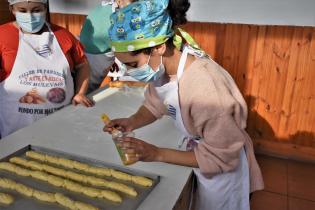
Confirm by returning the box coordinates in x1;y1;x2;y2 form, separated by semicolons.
103;0;264;209
0;0;94;138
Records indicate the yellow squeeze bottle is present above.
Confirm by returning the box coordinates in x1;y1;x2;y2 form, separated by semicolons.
101;114;137;165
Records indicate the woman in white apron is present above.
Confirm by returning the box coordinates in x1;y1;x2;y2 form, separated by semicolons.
0;0;94;138
104;0;264;209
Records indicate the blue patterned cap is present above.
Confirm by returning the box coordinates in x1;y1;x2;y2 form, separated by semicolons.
108;0;174;52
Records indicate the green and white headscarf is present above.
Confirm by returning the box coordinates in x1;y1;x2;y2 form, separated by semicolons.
108;0;173;52
108;0;206;57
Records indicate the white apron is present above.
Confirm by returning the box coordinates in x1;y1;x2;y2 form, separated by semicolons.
0;24;74;138
155;46;250;210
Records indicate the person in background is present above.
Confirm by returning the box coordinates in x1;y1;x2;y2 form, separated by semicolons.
104;0;264;209
79;1;116;92
80;0;136;92
0;0;94;138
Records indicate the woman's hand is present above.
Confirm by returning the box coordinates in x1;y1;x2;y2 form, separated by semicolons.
117;137;161;162
72;93;94;107
103;118;134;133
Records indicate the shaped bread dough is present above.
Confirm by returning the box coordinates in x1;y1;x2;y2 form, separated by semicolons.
45;154;59;163
28;160;44;171
15;183;34;197
86;176;107;186
58;158;75;169
1;162;122;202
64;180;83;193
33;190;56;203
47;175;64;187
73;162;89;171
74;201;99;210
0;193;14;205
9;157;29;167
0;177;17;190
110;169;132;181
100;190;123;203
15;167;32;177
43;165;65;177
107;181;137;197
82;186;102;198
0;177;99;210
26;151;45;161
0;162;16;173
132;176;153;187
25;152;151;186
31;171;48;182
88;167;111;177
66;171;86;183
55;193;76;210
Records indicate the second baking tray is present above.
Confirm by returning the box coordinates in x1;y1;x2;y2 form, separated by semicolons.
0;145;160;210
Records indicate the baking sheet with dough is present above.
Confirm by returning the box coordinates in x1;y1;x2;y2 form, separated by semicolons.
0;145;160;210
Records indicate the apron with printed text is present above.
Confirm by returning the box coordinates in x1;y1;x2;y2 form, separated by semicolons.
0;24;74;138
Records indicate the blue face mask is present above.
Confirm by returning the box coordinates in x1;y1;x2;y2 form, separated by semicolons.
127;55;165;83
16;12;46;33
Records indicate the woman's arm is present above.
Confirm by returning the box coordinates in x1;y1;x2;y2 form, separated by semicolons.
117;137;199;167
129;105;157;130
157;148;198;167
72;62;94;107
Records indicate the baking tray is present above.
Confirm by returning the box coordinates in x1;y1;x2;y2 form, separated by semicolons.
0;145;160;210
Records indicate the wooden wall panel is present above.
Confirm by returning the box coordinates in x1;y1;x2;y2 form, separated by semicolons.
50;13;86;37
0;0;14;24
50;13;315;161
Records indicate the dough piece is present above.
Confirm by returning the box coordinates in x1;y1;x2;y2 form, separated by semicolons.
31;171;48;182
15;167;32;177
66;171;86;183
15;183;34;197
0;177;17;190
88;167;111;177
110;169;132;181
100;190;123;203
45;154;59;164
28;160;44;171
58;158;75;169
132;176;153;187
107;181;137;197
9;157;29;166
43;165;65;177
55;193;76;210
33;190;56;203
64;180;83;193
1;177;99;210
86;176;107;186
74;201;99;210
0;162;16;173
1;161;123;203
82;186;101;198
73;162;89;171
26;151;46;161
0;193;14;205
47;175;64;187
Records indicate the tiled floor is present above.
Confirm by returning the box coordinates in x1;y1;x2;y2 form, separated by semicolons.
251;155;315;210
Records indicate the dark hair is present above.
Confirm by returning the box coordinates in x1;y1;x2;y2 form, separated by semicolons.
168;0;190;28
131;0;190;55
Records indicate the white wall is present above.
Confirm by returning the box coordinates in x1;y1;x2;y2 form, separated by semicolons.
49;0;315;26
